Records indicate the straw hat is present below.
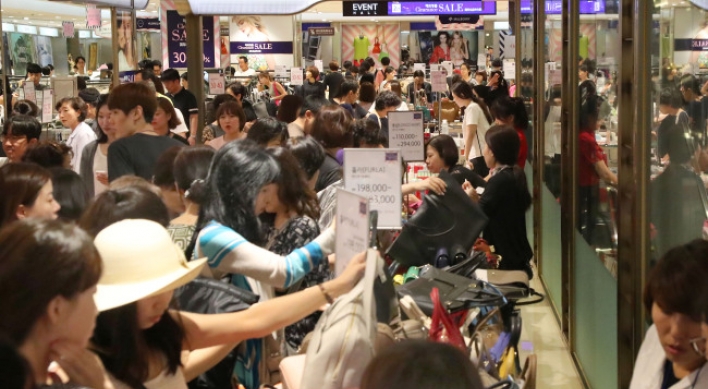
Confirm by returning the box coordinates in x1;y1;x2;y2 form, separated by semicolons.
93;219;206;311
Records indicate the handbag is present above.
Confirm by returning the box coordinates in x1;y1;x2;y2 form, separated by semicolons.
397;265;506;316
475;269;545;305
299;249;380;389
387;170;489;267
428;287;467;351
471;129;490;177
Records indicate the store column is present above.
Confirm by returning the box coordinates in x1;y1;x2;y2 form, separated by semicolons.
185;13;204;143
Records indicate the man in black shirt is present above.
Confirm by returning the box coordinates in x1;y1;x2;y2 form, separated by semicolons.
107;83;185;181
324;61;344;103
161;68;199;144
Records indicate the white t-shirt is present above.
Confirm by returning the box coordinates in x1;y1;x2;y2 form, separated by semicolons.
66;122;97;174
463;102;490;159
234;68;256;77
93;145;108;197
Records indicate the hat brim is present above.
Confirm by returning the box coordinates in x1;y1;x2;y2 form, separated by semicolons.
95;257;207;312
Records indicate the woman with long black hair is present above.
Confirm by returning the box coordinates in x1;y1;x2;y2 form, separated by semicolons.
451;82;493;177
464;125;533;277
491;95;530;169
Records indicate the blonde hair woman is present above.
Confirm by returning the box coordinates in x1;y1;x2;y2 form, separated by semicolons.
232;16;275;71
450;32;469;67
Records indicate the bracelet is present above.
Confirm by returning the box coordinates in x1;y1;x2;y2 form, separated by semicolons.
318;284;334;304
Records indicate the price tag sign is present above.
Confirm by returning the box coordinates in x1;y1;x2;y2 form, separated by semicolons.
290;67;303;86
430;70;447;93
477;53;487;70
441;61;453;77
335;189;370;276
429;64;441;72
42;90;54;123
314;59;324;73
344;148;402;228
275;65;288;79
62;21;75;38
413;63;426;73
23;82;36;103
208;73;225;95
388;111;425;162
503;59;516;80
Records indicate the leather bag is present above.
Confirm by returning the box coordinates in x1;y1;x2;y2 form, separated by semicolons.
299;249;380;389
387;170;489;267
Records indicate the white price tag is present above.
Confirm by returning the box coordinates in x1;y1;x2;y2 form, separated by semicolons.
477;53;487;70
335;189;370;276
208;73;225;95
314;59;324;73
290;67;303;86
275;65;288;79
441;61;453;77
429;64;441;72
388;111;425;162
430;70;447;93
23;82;36;103
42;90;53;123
413;63;426;73
344;149;402;228
502;59;516;80
505;35;516;59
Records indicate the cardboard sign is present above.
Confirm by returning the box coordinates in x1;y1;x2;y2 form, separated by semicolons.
335;189;370;276
290;67;303;85
344;148;402;228
208;73;225;95
388;111;425;162
430;70;447;92
42;90;53;123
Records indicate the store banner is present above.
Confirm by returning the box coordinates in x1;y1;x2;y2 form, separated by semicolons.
166;10;216;68
675;39;708;51
86;4;101;29
230;41;293;54
308;27;335;36
230;16;295;69
136;17;160;31
10;33;36;75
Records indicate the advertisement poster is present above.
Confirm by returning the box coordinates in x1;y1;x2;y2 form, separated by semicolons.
11;33;36;75
166;10;216;69
342;24;400;69
230;16;295;70
404;30;478;66
34;36;54;68
116;10;138;71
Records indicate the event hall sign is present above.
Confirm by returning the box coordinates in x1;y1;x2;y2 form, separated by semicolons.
166;11;216;68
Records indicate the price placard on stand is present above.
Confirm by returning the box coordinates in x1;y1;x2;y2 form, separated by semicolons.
441;61;453;76
430;70;447;92
208;73;225;95
23;83;36;103
429;64;441;72
388;111;425;162
413;63;426;73
335;189;370;276
290;67;303;86
41;90;53;123
314;59;324;73
344;148;402;228
275;65;288;79
502;59;516;80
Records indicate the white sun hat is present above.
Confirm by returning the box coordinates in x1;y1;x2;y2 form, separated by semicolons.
93;219;206;311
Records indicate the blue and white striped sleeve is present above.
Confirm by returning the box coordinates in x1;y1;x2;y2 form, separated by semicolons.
197;221;335;288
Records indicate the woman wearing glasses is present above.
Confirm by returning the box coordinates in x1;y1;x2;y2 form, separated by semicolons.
630;240;708;389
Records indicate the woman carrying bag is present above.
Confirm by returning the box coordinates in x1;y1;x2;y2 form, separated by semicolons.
451;81;493;178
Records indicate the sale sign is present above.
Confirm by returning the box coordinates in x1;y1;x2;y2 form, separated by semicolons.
166;11;215;69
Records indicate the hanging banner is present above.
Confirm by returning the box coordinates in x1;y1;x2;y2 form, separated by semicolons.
166;10;216;68
86;5;102;29
230;16;295;70
62;21;75;38
136;17;160;31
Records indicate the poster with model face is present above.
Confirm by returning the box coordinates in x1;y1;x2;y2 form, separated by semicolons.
230;16;294;71
116;10;138;71
34;36;54;68
11;33;36;75
405;30;478;66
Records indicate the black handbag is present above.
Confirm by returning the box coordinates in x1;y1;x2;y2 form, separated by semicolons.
396;265;506;316
470;130;490;177
387;170;489;267
175;278;259;389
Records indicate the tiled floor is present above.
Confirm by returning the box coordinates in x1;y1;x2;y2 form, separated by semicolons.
517;272;586;389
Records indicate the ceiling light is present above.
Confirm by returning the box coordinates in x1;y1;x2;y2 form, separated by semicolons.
23;17;29;20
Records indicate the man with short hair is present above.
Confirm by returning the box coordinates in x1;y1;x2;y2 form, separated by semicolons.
161;68;199;145
234;56;256;78
152;60;163;75
406;70;433;105
337;81;368;119
106;83;185;181
14;63;46;107
368;91;401;138
1;115;42;165
324;61;344;103
288;96;330;138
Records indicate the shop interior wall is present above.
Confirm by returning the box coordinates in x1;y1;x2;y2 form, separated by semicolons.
136;32;162;65
50;37;70;74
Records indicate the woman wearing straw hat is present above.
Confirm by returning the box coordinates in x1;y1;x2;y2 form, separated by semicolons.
0;217;364;388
